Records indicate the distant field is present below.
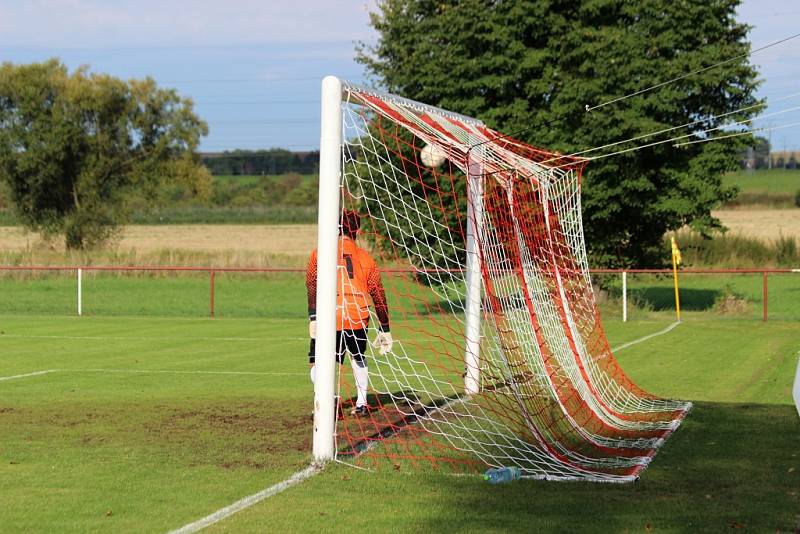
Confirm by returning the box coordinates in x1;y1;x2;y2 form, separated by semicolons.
213;174;316;185
723;168;800;194
0;174;319;227
0;225;318;266
723;169;800;208
712;209;800;241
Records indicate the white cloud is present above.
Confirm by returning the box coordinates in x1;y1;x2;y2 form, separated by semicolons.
0;0;378;48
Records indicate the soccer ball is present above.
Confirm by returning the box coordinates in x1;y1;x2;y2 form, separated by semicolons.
420;143;447;168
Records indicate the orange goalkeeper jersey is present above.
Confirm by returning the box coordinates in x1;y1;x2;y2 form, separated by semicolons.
306;236;390;332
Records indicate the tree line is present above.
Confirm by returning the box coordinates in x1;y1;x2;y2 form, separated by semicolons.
201;149;320;176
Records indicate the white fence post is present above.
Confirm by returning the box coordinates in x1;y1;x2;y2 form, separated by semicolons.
622;270;627;323
77;268;82;317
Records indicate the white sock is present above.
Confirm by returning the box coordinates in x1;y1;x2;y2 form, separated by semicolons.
351;359;369;407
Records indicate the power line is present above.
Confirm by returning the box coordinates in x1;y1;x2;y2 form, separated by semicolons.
539;89;800;164
470;30;800;154
674;120;800;147
557;105;800;165
584;31;800;112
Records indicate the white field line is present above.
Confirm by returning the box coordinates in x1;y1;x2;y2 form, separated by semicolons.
166;464;321;534
611;322;680;353
66;368;306;377
0;334;306;342
0;369;57;382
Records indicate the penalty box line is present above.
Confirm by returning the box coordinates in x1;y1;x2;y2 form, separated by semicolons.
611;321;680;353
166;464;321;534
0;369;58;382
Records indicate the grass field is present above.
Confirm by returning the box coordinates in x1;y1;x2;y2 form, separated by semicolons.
1;275;799;532
722;169;800;208
723;169;800;195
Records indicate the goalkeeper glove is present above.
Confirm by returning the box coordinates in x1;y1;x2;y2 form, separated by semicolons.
309;320;316;339
373;331;393;355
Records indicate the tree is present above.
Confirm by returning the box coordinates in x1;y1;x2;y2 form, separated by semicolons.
357;0;760;267
0;59;210;249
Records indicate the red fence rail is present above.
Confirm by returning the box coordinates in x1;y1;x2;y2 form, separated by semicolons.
0;265;798;320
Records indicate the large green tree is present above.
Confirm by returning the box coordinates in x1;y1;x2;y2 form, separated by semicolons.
357;0;760;267
0;59;210;249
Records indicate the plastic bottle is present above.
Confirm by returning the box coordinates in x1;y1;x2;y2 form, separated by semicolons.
483;466;521;484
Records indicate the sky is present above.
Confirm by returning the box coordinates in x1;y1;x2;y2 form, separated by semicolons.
0;0;797;154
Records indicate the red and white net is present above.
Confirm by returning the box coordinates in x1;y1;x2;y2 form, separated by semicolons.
332;82;691;481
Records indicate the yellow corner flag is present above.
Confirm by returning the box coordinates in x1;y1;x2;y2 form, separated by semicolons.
671;236;682;321
671;236;682;266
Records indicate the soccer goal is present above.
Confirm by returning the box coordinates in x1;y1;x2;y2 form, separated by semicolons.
312;76;691;482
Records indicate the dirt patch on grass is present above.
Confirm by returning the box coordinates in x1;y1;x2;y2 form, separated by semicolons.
713;209;800;242
145;400;310;469
4;400;310;471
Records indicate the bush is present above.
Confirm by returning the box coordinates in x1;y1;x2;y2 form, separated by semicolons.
713;283;750;315
672;231;800;268
794;189;800;207
775;235;798;265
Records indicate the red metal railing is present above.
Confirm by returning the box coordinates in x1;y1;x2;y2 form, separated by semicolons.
0;265;797;320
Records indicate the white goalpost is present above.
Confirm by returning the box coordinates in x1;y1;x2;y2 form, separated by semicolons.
312;75;690;480
312;76;342;461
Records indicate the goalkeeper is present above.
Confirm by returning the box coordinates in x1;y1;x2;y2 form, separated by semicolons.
306;210;393;417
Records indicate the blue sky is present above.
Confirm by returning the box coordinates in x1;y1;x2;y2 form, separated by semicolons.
0;0;797;153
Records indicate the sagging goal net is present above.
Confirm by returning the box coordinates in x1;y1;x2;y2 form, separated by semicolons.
318;78;690;482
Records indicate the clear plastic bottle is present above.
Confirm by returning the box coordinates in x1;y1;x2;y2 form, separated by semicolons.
483;466;521;484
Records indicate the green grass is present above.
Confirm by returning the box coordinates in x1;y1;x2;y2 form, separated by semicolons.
0;174;320;226
0;205;318;226
209;319;800;533
723;169;800;195
212;174;316;186
1;274;799;532
723;169;800;207
129;205;317;225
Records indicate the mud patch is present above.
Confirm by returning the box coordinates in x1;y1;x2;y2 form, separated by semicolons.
143;400;310;469
1;399;310;471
